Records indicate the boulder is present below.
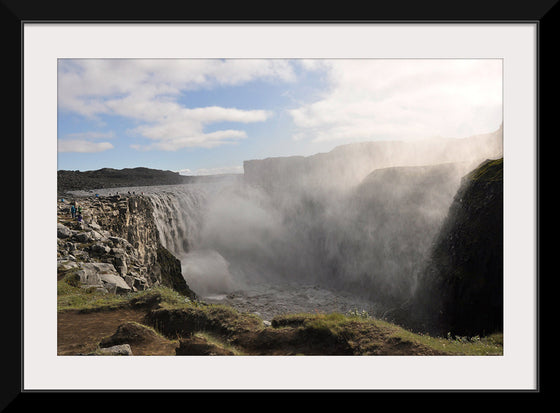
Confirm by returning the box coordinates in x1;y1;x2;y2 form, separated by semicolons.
124;274;149;291
97;344;133;356
76;262;131;293
113;254;128;277
88;230;107;242
109;236;129;246
89;242;111;256
99;272;132;294
88;222;102;231
57;223;72;239
72;231;94;243
57;259;79;273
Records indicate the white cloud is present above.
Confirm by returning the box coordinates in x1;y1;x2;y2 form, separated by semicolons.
58;59;503;154
57;140;114;153
65;131;115;140
58;59;292;150
181;106;271;124
125;105;270;151
132;129;248;151
289;59;503;143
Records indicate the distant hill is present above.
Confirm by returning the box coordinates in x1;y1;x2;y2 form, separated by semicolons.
57;167;238;194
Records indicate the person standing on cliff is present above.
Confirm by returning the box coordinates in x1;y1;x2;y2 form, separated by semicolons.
70;203;76;219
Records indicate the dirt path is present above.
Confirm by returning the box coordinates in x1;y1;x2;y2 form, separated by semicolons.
57;308;178;355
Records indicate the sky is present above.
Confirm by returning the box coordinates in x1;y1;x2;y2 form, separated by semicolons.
57;59;502;175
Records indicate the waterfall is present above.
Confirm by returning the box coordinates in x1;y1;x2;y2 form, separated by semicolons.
145;181;242;296
141;162;467;304
146;184;208;257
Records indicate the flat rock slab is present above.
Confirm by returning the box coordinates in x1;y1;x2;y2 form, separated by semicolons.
97;344;133;356
77;262;132;293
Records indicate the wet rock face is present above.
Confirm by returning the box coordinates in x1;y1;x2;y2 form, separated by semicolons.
404;158;504;337
57;194;195;298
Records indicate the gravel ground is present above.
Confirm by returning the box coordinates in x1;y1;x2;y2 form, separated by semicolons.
200;281;384;322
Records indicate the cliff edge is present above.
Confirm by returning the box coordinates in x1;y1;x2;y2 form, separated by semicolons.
57;194;196;299
396;158;503;336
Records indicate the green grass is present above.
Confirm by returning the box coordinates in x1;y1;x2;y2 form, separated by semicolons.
272;311;503;356
57;274;189;312
58;276;503;355
57;280;129;312
194;331;247;355
467;158;503;182
376;318;503;355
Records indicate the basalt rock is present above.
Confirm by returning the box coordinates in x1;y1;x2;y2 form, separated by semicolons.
57;194;196;299
397;158;503;337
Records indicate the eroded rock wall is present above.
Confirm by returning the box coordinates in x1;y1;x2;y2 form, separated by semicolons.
392;158;503;337
57;194;195;298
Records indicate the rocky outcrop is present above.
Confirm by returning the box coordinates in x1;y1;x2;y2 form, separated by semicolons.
57;194;196;298
153;246;192;297
394;158;503;337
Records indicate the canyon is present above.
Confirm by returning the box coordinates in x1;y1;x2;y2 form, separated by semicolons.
57;126;504;352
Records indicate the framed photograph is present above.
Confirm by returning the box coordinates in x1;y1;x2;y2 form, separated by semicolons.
13;1;550;402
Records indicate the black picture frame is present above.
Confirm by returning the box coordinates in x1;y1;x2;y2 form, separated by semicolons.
9;0;552;407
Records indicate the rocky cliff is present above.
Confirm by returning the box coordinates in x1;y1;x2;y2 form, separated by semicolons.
243;126;503;196
392;158;504;337
57;194;196;298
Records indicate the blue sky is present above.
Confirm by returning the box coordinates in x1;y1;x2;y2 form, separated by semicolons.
57;59;502;175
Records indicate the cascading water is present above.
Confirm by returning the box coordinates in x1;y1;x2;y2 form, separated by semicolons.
144;182;236;297
148;184;207;256
140;162;462;320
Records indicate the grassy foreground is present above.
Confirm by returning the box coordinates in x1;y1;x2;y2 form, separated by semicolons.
58;274;503;356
